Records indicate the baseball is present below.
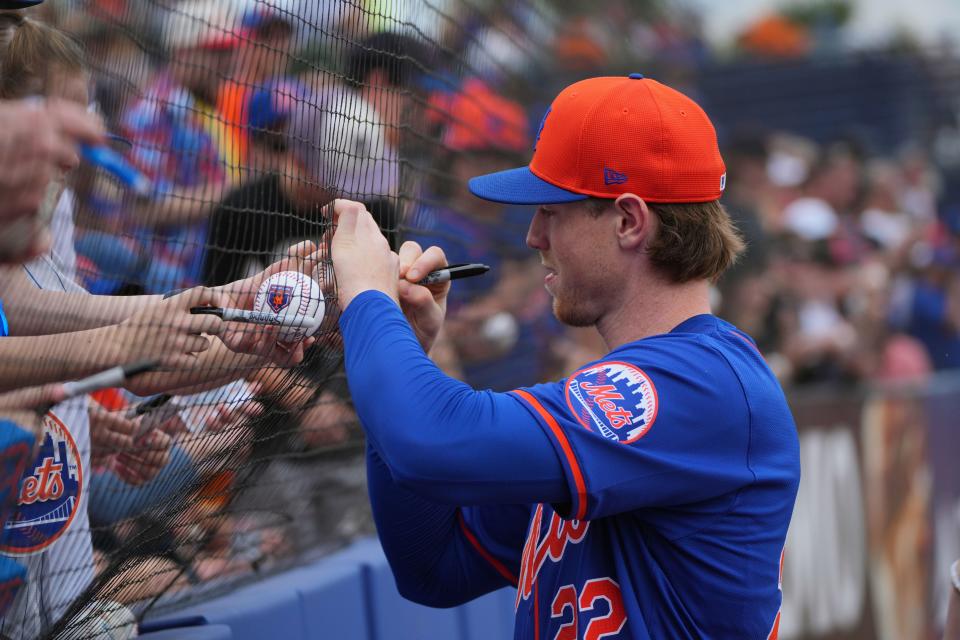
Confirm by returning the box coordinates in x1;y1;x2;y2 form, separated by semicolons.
253;270;325;343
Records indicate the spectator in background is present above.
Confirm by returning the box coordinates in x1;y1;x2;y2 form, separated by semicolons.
719;130;772;301
0;98;103;264
341;29;427;225
234;6;294;86
462;8;531;90
898;146;940;225
202;82;329;286
112;0;240;294
860;161;915;253
408;79;559;390
346;30;429;152
845;260;932;383
317;89;401;246
763;132;818;232
894;241;960;371
203;81;402;286
766;235;859;385
781;143;861;245
0;9;105;266
219;5;295;176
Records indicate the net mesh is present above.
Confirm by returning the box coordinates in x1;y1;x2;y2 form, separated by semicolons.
0;2;565;637
0;1;956;638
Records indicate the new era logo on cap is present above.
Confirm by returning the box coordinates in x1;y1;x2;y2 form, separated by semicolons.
533;107;552;153
603;168;628;185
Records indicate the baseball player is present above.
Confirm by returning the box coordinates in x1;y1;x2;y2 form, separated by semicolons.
331;75;801;638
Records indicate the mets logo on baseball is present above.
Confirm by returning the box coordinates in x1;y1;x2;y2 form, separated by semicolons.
266;284;293;313
565;361;658;444
1;412;82;555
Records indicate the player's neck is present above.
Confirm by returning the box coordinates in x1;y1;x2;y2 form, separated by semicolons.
596;278;712;350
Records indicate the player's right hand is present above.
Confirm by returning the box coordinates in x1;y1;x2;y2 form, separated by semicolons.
106;287;225;370
397;240;450;353
330;199;400;310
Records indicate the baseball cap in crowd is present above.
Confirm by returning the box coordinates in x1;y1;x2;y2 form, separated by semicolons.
469;74;726;205
247;80;302;132
347;31;430;88
434;78;528;154
0;1;42;8
782;197;838;241
162;0;240;51
287;91;398;200
241;6;292;36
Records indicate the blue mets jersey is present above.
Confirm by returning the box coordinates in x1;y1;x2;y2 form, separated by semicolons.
342;292;800;639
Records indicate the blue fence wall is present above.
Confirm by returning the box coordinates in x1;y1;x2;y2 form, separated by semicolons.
139;537;516;640
699;53;940;154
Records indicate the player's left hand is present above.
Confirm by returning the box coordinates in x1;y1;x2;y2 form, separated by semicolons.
330;199;400;310
215;240;320;366
397;240;449;353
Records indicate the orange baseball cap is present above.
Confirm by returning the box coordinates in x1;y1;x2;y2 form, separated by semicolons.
436;79;528;154
468;74;726;205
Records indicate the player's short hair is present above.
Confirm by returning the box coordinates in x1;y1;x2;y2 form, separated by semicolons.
587;197;745;283
0;11;87;99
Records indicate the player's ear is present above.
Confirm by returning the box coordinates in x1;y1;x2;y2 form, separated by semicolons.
613;194;655;251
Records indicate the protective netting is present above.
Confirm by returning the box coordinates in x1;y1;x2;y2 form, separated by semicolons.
0;1;958;639
0;2;565;638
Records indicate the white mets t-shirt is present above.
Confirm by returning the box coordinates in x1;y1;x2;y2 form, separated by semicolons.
0;255;93;639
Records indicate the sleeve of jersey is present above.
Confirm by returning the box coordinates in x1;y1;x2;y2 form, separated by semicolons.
366;445;529;607
339;290;568;506
512;339;757;521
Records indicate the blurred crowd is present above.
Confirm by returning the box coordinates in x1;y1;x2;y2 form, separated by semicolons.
719;131;958;385
0;0;958;635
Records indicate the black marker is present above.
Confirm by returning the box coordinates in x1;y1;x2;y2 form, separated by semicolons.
60;360;158;399
39;360;160;415
188;307;321;328
127;393;172;418
127;393;180;440
415;263;490;286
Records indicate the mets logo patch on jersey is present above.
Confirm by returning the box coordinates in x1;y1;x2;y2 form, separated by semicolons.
266;284;293;313
0;412;82;556
564;361;658;444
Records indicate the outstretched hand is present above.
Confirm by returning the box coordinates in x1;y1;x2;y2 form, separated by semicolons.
110;287;225;369
216;240;321;366
0;384;66;451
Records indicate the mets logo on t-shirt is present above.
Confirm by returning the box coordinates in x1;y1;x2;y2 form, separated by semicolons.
266;284;293;313
564;361;658;444
1;412;82;556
